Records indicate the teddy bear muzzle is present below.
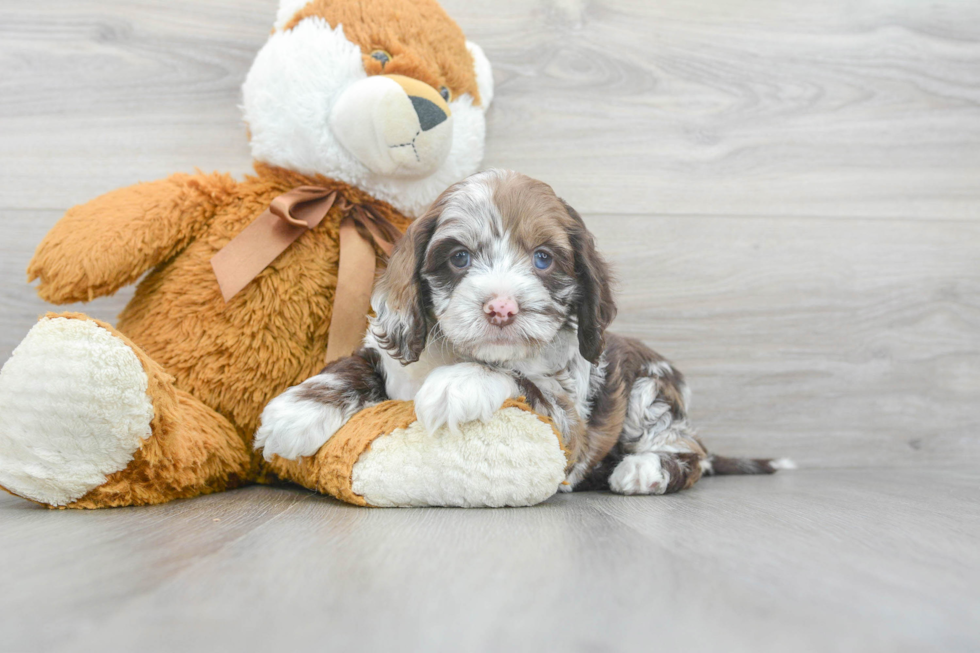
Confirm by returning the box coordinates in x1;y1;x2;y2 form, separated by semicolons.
330;73;454;179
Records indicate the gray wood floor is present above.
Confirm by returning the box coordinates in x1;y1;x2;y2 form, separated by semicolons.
2;469;978;653
1;0;978;651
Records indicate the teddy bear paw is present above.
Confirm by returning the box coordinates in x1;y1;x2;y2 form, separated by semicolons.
0;316;155;506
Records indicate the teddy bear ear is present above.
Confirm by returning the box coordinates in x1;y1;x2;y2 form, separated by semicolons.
466;41;494;110
274;0;310;30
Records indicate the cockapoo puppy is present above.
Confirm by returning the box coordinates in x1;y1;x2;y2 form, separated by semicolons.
256;170;789;494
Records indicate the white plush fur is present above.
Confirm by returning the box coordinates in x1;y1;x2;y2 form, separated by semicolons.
273;0;310;30
330;74;454;178
242;17;490;218
466;41;494;108
0;318;154;506
351;405;566;507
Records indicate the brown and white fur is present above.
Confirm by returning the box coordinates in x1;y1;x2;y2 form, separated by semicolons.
255;170;792;495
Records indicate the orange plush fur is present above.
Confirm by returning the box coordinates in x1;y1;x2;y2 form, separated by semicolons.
283;0;480;104
13;0;493;508
27;167;410;508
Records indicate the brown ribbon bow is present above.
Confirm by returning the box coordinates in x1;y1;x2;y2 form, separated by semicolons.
210;185;400;363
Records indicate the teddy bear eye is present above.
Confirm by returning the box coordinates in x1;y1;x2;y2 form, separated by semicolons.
439;86;451;102
370;50;391;67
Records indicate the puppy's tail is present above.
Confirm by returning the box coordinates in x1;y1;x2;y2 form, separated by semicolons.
701;455;796;476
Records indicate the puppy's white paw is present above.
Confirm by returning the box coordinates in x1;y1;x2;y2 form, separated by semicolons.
254;375;353;461
609;453;669;495
413;363;518;434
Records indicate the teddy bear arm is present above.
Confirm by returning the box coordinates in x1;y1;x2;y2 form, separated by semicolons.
261;399;569;508
27;171;237;304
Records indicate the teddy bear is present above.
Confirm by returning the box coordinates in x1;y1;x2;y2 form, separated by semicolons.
0;0;568;509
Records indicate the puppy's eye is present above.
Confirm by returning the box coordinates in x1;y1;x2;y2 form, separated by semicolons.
533;249;553;270
439;86;451;102
370;50;391;67
450;249;471;269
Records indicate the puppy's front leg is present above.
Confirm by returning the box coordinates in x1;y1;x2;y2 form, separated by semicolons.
255;350;387;461
413;363;520;434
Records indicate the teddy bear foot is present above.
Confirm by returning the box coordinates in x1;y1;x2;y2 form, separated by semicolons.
0;315;156;506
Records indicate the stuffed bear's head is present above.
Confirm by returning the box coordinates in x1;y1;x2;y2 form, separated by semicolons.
242;0;494;217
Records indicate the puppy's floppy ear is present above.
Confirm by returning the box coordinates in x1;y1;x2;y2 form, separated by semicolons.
370;209;440;363
562;200;617;364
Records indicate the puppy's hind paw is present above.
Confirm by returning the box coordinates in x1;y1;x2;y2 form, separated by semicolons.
609;453;669;495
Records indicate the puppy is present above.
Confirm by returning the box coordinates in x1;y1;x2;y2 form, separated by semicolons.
255;170;788;495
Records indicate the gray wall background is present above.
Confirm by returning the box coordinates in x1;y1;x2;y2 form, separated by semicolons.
2;0;978;469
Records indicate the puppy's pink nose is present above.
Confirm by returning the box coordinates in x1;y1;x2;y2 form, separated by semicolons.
483;296;519;327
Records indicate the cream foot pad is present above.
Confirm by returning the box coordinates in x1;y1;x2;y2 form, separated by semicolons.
0;317;154;506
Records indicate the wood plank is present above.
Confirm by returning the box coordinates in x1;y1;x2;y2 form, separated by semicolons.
470;0;980;219
1;0;979;217
1;470;977;652
0;0;266;210
584;213;980;467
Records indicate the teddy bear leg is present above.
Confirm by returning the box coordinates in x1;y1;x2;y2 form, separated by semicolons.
0;313;250;508
67;388;252;509
262;399;569;508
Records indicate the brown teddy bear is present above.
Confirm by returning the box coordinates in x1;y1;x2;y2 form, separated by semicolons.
0;0;567;509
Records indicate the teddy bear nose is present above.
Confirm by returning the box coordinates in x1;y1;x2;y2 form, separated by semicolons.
483;296;519;327
409;96;448;132
329;74;454;179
